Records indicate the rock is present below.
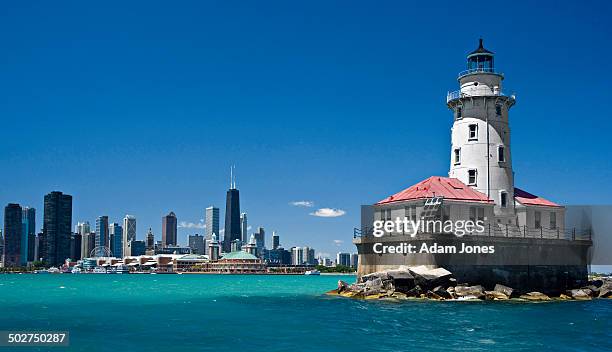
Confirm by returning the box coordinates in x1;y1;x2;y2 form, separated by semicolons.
519;292;551;301
493;284;514;297
454;285;484;298
558;294;572;300
426;290;445;300
433;286;453;299
484;291;509;300
408;266;453;289
361;271;390;282
568;289;591;300
364;293;383;300
405;285;423;297
589;279;604;288
391;292;408;300
598;280;612;298
337;280;349;293
339;290;359;298
581;285;600;295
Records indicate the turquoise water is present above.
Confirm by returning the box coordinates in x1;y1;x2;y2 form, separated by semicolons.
0;274;610;352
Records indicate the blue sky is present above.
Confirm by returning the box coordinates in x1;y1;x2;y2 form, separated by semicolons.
1;1;611;256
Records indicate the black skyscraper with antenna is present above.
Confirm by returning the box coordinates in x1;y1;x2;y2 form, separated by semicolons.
223;166;241;253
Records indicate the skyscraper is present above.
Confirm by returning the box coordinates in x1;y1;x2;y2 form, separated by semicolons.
254;227;265;251
3;203;23;267
70;232;82;261
95;216;109;257
76;222;91;258
43;191;72;266
188;234;205;255
223;166;241;253
21;207;35;265
205;206;219;241
122;215;136;257
272;231;279;250
240;212;248;243
110;222;123;258
336;252;351;267
162;212;177;247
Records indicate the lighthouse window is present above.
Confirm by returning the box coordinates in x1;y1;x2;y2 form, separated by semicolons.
496;104;502;116
550;212;557;229
456;107;462;119
469;207;485;222
500;191;508;208
498;146;505;162
468;124;478;140
534;211;542;229
454;148;461;165
468;169;477;186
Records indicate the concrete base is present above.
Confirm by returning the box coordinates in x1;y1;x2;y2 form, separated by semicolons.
354;233;592;294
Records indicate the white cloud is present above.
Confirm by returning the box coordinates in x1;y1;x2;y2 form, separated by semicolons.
290;200;314;207
178;221;206;229
310;208;346;218
247;225;252;231
333;240;343;246
317;252;330;258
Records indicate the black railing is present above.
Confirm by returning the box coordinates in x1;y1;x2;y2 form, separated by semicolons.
353;223;592;241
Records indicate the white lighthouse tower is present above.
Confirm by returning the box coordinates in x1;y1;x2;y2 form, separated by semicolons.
447;39;517;224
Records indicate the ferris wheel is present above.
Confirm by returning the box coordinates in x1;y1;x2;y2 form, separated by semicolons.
90;246;113;258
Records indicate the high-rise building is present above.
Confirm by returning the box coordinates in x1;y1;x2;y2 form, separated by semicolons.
223;167;241;253
302;247;315;265
0;229;3;263
162;212;177;247
130;240;146;256
21;207;35;265
95;216;109;257
272;231;280;250
110;223;123;258
146;228;155;250
189;234;205;255
350;253;359;269
80;232;94;258
3;203;23;267
254;227;265;250
122;215;136;258
336;252;351;267
36;231;46;262
205;206;219;240
291;247;303;266
240;213;248;243
71;233;82;261
76;222;91;258
43;191;72;266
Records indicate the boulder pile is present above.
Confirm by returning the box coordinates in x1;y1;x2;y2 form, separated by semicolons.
330;266;612;302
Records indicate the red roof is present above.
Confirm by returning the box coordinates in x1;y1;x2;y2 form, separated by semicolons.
514;188;561;208
376;176;492;205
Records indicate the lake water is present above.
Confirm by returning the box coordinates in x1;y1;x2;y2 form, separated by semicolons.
0;274;610;351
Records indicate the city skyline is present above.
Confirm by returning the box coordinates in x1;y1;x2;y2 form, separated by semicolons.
1;2;611;256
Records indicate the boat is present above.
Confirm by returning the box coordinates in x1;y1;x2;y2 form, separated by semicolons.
305;270;320;276
92;267;108;274
71;267;82;274
47;267;61;274
115;264;130;274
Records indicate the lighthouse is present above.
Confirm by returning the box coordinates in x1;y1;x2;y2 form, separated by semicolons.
446;39;516;224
